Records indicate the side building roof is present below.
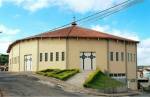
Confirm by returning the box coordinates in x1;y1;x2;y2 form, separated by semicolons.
7;25;139;53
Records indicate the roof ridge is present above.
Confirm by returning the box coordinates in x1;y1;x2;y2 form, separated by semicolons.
66;25;76;38
35;26;72;37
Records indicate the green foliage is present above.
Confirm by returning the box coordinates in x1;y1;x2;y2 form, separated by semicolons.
84;70;125;89
0;54;9;65
84;70;100;86
36;69;79;80
40;69;55;72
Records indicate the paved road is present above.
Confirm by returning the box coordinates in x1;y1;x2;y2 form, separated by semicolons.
0;72;89;97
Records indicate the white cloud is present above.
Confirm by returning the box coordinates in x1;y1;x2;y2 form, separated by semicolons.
0;39;11;54
0;24;20;53
0;36;13;54
0;0;54;12
56;0;116;13
91;25;150;66
91;25;110;32
91;25;139;41
0;0;125;13
12;0;51;12
138;39;150;66
0;24;20;35
0;0;3;7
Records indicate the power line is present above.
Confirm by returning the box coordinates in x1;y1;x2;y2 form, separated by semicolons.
47;0;142;32
76;0;141;23
79;0;142;25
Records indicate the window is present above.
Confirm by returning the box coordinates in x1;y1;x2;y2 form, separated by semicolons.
121;73;126;76
114;74;117;77
110;52;113;61
116;52;119;61
118;73;122;77
110;73;126;78
121;52;124;61
56;52;59;61
62;52;65;61
45;53;48;61
130;53;132;62
50;52;53;61
128;53;130;62
134;54;136;62
40;53;42;62
109;74;113;77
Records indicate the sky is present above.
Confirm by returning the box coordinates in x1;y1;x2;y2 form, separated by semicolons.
0;0;149;66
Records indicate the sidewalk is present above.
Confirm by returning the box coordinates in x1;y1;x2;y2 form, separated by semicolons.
20;72;141;96
66;71;92;88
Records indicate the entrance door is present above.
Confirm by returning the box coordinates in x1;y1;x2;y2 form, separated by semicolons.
24;55;32;71
80;52;96;70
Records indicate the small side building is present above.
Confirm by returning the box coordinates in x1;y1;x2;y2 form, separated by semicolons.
7;24;139;90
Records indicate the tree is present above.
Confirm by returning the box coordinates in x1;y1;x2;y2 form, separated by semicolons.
0;54;8;65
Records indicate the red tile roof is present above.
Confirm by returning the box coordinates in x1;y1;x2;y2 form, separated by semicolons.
7;25;139;53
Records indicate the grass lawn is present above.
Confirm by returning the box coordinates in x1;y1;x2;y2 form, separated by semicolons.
36;69;79;80
84;70;125;89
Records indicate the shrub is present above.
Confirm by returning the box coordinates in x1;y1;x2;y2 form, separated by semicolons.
36;69;79;80
40;69;54;72
59;69;79;80
83;70;100;87
83;70;124;89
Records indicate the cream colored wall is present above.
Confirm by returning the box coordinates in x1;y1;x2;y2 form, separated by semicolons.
126;43;137;90
67;38;108;72
9;38;67;72
9;40;39;72
126;43;137;79
109;40;137;90
9;49;13;71
9;44;20;72
109;40;126;73
19;40;38;71
38;38;66;71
